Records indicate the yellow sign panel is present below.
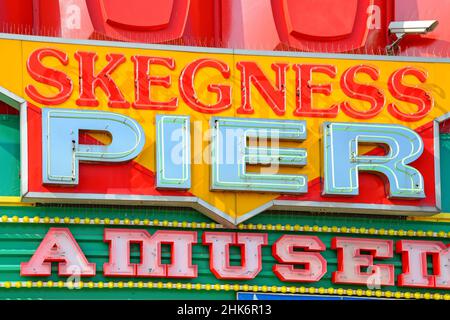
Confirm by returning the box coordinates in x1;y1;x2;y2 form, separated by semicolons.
0;34;448;226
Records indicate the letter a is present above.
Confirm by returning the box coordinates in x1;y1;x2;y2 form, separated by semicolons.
21;228;95;276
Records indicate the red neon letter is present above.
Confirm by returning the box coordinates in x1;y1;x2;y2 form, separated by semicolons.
436;247;450;289
179;59;231;113
20;228;95;277
236;62;288;115
397;240;448;288
273;235;327;282
293;64;338;117
332;237;394;286
340;65;385;119
203;232;267;280
387;67;433;121
25;48;73;105
104;229;197;278
131;56;178;110
103;229;146;276
75;51;129;108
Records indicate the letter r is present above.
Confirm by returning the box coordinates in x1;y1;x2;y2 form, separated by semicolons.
322;122;425;198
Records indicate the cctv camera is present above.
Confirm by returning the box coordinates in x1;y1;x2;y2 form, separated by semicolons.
386;20;438;55
388;20;439;36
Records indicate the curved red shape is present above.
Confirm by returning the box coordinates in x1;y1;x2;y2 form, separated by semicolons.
103;0;174;31
286;0;358;39
86;0;189;42
273;0;374;52
0;0;397;53
0;0;33;34
220;0;281;50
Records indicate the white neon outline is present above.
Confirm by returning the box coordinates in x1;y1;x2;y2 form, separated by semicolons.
211;117;307;192
156;115;190;188
43;108;144;183
323;122;425;197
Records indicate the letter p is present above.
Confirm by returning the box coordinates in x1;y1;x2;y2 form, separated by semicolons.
42;108;145;185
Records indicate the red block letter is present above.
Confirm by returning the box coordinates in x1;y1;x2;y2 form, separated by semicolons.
203;232;267;280
397;240;447;288
237;61;288;115
387;67;433;121
25;48;73;105
179;59;231;113
332;237;394;286
340;65;385;119
104;229;197;278
293;64;338;117
20;228;95;276
273;235;327;282
75;51;129;108
132;56;178;110
436;247;450;289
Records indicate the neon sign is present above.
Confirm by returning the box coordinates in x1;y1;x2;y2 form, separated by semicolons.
20;227;450;290
0;35;447;226
40;109;426;199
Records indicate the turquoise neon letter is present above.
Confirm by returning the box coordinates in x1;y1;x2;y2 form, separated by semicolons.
322;122;425;198
42;108;145;185
211;117;307;193
156;115;191;189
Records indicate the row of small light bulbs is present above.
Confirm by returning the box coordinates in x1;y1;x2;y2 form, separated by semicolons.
2;215;449;300
0;280;448;300
1;215;449;239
